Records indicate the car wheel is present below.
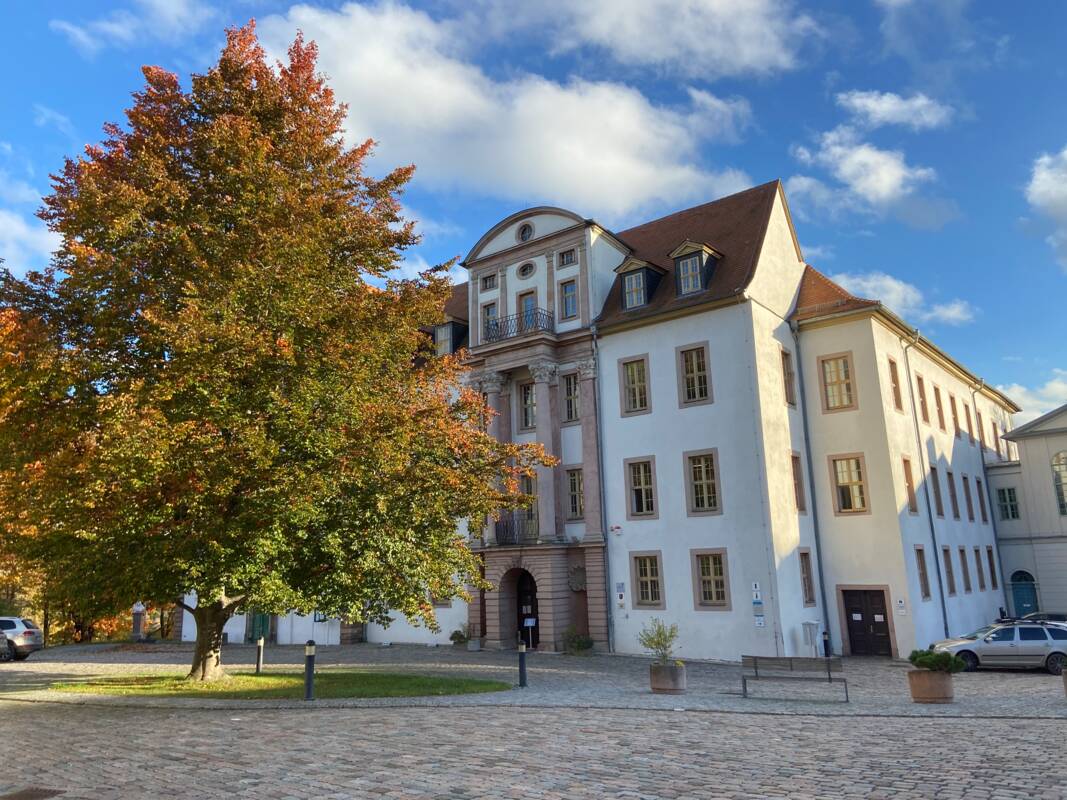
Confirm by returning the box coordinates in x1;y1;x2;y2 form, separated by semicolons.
0;642;11;663
1046;652;1066;676
958;651;979;672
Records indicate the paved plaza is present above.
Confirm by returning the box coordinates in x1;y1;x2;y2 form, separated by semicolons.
2;644;1066;798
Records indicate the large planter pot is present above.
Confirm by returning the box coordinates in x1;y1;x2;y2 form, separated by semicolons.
907;669;954;704
1061;671;1067;698
650;663;687;694
467;638;482;652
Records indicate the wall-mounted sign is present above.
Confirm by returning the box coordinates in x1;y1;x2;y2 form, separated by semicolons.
896;598;907;616
752;590;762;602
874;614;885;622
754;615;766;627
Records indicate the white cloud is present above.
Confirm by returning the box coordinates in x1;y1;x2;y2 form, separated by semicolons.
0;171;41;205
32;104;78;144
50;0;214;57
997;369;1067;424
0;210;60;274
386;252;466;285
830;270;976;327
835;90;953;130
258;2;751;220
801;243;834;262
1025;145;1067;271
400;206;463;241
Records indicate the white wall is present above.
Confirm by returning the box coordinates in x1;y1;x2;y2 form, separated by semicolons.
365;601;470;645
274;612;341;646
179;593;248;644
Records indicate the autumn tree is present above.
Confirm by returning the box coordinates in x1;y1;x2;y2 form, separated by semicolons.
0;24;543;680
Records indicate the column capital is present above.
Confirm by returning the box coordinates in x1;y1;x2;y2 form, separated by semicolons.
576;358;597;380
529;360;558;385
476;370;507;394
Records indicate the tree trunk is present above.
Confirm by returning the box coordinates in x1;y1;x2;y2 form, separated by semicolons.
188;599;232;681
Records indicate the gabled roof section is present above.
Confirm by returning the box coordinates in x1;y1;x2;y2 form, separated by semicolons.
595;180;782;329
463;206;588;265
443;282;469;323
791;265;879;322
1004;402;1067;441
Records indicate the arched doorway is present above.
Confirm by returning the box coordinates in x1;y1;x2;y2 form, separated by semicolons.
497;568;539;649
1011;571;1038;616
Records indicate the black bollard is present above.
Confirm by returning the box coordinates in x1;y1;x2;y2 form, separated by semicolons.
255;636;265;675
304;639;316;701
822;630;831;658
518;642;527;688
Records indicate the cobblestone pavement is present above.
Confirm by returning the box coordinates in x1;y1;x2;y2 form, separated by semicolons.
2;642;1066;718
1;702;1066;799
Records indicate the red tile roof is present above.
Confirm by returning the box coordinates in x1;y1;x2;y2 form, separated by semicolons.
595;180;781;329
790;265;879;322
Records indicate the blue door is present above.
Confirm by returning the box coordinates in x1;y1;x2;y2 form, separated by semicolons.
1011;571;1038;616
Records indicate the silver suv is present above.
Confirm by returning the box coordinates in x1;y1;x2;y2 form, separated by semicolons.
0;617;44;661
933;621;1067;675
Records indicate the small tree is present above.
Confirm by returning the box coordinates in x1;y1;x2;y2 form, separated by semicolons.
0;23;545;680
637;618;679;665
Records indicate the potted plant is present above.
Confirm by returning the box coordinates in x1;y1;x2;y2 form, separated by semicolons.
449;626;469;649
907;648;965;704
638;618;686;694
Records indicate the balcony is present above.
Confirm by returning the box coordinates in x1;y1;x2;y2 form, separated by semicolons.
483;308;554;344
494;512;540;546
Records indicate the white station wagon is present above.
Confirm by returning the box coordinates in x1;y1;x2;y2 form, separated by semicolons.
933;621;1067;675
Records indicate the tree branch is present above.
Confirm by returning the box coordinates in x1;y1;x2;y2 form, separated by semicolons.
174;598;195;614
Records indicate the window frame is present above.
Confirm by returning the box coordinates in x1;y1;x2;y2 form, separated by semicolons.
781;347;797;407
950;394;961;438
480;272;498;291
986;546;999;590
1054;451;1067;516
930;465;945;517
962;475;975;522
481;301;499;341
976;477;989;523
791;452;807;513
958;545;972;593
974;546;986;591
677;254;703;295
799;548;816;607
946;469;961;520
915;545;932;600
916;374;930;424
818;352;858;413
630;550;665;610
996;486;1020;521
565;467;584;521
933;384;946;431
942;546;957;596
682;448;723;517
623;270;647;309
558;248;577;267
902;456;919;514
691;548;731;611
675;341;713;408
518;381;536;431
560;372;581;425
828;453;871;516
888;356;904;412
558;278;579;321
964;404;974;444
624;456;659;520
618;355;652;417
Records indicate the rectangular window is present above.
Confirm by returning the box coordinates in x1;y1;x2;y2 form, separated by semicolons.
627;459;656;518
561;373;580;423
915;546;931;600
623;271;646;308
965;404;974;444
560;280;578;320
959;546;972;592
686;451;721;514
996;487;1020;520
977;410;986;448
930;465;945;517
976;477;988;523
902;457;918;513
781;349;797;406
947;470;960;519
483;302;498;339
950;395;960;438
679;346;710;404
518;291;537;330
987;546;998;590
632;553;663;608
519;382;536;430
942;547;957;595
434;324;452;356
559;248;576;267
799;550;816;606
974;547;986;591
888;357;903;411
831;455;868;514
820;354;856;411
677;255;702;294
481;273;497;291
791;454;806;513
566;469;584;520
692;550;729;609
917;375;930;423
962;475;975;522
934;385;946;431
621;357;649;414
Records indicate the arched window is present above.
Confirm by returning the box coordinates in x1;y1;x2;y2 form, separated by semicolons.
1054;451;1067;516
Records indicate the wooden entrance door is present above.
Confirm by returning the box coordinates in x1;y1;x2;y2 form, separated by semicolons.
843;590;892;656
517;571;539;649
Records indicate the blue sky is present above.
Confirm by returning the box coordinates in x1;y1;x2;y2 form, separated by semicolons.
2;0;1066;419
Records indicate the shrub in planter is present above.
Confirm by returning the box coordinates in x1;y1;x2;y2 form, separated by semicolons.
638;618;686;694
449;626;470;647
907;648;965;704
562;625;593;656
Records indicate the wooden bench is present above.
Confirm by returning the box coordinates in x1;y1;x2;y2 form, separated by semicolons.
741;655;848;702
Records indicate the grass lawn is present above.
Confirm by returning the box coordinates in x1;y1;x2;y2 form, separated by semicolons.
51;670;512;699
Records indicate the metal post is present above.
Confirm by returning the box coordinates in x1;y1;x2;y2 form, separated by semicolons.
255;636;265;674
822;630;831;658
304;639;316;701
517;642;527;688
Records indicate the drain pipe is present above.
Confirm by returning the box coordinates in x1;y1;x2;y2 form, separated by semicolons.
902;331;950;638
790;321;834;651
591;324;615;652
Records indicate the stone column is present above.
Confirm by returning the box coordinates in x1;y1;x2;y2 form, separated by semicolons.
479;371;507;546
530;359;559;543
577;358;603;541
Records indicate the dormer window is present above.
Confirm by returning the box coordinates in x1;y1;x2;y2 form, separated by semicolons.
677;255;702;295
623;271;646;309
518;223;533;242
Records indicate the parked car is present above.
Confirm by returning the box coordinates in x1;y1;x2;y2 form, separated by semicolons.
1022;611;1067;623
0;617;44;660
0;631;11;662
933;621;1067;675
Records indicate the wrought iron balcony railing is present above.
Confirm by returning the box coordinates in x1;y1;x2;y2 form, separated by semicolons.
494;512;540;546
483;308;554;344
